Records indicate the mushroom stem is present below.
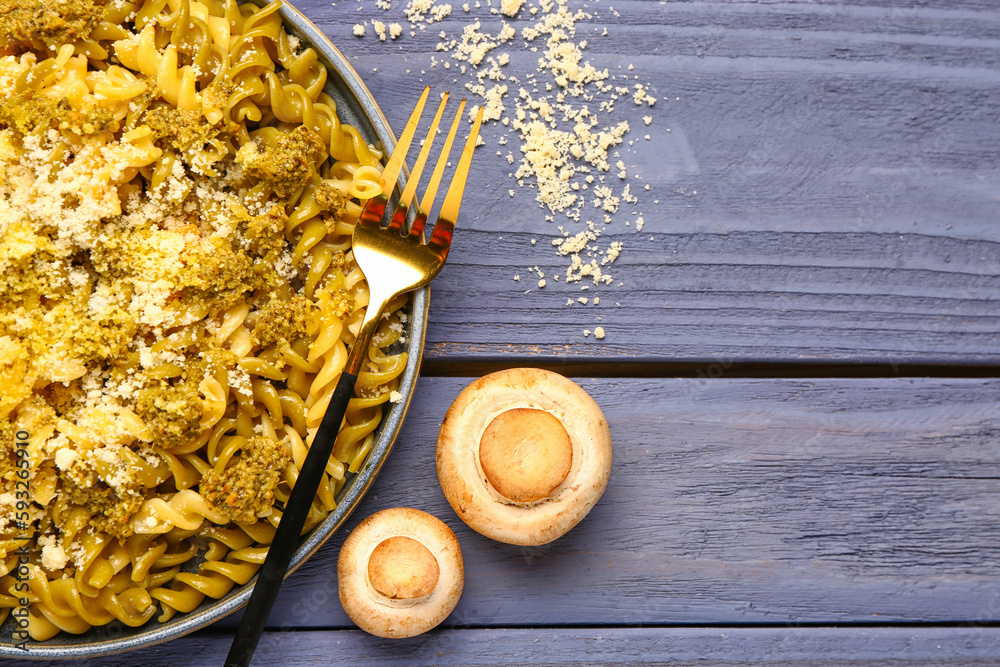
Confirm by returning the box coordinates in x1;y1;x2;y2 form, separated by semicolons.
479;407;573;503
368;536;440;600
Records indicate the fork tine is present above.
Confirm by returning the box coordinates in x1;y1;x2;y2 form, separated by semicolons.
377;85;430;198
407;98;467;241
428;103;485;253
386;91;450;234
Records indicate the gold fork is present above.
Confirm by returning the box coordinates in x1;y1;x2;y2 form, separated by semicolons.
226;86;484;666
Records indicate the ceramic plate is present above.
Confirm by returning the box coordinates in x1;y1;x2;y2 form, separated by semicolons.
0;1;424;658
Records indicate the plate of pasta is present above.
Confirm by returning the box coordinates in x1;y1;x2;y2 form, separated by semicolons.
0;0;426;657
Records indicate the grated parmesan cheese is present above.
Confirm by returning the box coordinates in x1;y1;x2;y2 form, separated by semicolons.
500;0;524;16
351;0;661;335
38;534;70;571
54;447;80;471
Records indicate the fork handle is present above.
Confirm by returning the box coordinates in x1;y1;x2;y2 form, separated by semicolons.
225;369;358;667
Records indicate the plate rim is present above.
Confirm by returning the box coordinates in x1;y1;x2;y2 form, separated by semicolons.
0;0;426;658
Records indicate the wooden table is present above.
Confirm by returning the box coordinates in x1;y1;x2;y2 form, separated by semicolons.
16;0;1000;664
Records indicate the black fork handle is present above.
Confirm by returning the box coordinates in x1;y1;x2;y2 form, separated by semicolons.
224;371;358;667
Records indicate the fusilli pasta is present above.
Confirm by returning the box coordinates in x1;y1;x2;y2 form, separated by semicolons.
0;0;406;641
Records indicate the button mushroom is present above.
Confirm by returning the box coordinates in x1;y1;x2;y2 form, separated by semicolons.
337;507;464;638
436;368;612;546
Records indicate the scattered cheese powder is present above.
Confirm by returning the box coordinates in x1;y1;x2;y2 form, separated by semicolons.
351;0;659;335
404;0;453;25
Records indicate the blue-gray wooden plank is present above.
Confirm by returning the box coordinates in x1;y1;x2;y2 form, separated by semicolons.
290;0;1000;364
9;627;1000;666
226;377;1000;630
11;378;1000;659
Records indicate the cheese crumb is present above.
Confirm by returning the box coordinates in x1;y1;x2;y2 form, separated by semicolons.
54;447;80;471
39;535;70;571
500;0;524;16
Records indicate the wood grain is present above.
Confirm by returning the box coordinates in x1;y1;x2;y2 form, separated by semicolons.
8;1;1000;664
294;0;1000;364
11;627;1000;666
170;377;1000;633
17;377;996;663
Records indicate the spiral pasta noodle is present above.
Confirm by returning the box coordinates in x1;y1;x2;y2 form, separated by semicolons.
0;0;405;641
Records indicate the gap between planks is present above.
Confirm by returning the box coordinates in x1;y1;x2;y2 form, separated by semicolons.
12;626;1000;667
421;359;1000;379
248;622;1000;631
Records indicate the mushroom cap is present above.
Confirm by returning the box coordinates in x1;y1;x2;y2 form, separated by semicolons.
436;368;612;546
337;507;464;638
